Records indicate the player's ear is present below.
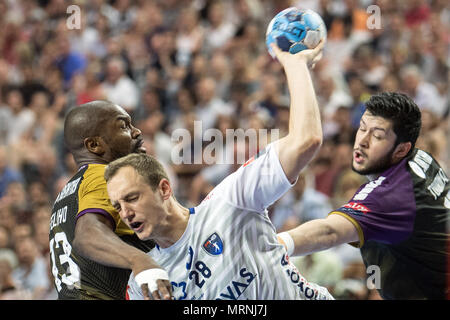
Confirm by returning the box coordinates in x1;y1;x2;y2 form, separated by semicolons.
393;141;411;161
84;136;106;155
158;178;172;201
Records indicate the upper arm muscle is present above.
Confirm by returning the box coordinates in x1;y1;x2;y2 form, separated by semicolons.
326;214;360;245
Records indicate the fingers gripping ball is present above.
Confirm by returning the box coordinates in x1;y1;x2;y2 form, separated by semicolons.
266;7;327;58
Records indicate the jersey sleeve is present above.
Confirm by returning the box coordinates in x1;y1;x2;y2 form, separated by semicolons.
210;141;295;213
329;174;417;247
76;165;133;235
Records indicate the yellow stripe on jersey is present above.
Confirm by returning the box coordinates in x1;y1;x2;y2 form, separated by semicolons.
328;211;365;248
77;163;133;236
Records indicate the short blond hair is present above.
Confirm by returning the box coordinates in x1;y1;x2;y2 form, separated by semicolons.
104;153;169;190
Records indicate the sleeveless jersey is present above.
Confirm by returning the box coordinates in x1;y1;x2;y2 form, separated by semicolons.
331;149;449;299
49;163;154;299
127;142;334;300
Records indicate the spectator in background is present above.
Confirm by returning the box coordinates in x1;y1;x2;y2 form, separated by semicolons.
175;8;204;66
0;226;11;250
400;64;447;117
0;88;35;145
404;0;431;27
0;205;15;236
68;11;108;60
137;105;173;167
26;90;63;146
0;249;30;300
194;76;234;130
2;182;31;225
12;236;50;299
134;87;163;123
415;109;447;168
54;35;87;89
316;72;353;132
250;73;286;118
271;172;333;232
167;87;196;133
0;145;24;198
102;56;139;116
203;2;237;53
71;62;106;105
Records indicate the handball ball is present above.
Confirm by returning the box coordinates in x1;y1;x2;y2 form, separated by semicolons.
266;7;327;58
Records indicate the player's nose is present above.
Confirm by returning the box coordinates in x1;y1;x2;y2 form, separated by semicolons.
120;203;135;220
358;131;370;148
131;125;142;139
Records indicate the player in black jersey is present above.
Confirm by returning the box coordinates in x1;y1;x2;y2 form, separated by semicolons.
278;92;449;299
49;100;172;299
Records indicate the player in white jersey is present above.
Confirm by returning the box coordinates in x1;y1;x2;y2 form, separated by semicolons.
104;41;333;300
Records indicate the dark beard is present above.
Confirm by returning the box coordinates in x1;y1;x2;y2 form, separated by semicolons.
351;145;396;176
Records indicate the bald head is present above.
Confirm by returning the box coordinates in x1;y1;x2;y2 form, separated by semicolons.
64;100;126;152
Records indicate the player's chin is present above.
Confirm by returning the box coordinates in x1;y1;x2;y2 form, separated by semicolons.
135;226;152;241
137;234;152;242
351;161;366;175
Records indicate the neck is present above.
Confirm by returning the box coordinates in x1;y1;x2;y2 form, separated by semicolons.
156;199;190;249
75;153;109;169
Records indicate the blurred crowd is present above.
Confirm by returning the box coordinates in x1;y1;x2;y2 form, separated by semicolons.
0;0;448;300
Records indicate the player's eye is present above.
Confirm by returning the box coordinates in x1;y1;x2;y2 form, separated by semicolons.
119;120;130;129
125;195;138;203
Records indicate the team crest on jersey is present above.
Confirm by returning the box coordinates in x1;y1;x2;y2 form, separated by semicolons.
202;232;223;256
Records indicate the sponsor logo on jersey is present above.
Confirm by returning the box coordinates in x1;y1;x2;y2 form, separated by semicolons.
243;148;267;167
202;232;223;256
215;267;256;300
342;202;370;215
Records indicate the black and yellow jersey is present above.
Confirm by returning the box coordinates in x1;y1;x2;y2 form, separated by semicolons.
49;163;154;300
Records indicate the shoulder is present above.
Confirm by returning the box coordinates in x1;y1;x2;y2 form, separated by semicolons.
351;159;416;212
78;164;108;193
406;148;444;180
82;164;107;182
407;148;449;203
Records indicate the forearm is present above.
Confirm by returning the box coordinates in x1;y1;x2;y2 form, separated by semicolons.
284;61;322;148
276;60;322;182
73;214;158;274
283;214;360;256
287;219;339;256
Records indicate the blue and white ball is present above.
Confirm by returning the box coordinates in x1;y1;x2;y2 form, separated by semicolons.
266;7;327;58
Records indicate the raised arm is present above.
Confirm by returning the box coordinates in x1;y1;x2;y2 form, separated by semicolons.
271;41;324;183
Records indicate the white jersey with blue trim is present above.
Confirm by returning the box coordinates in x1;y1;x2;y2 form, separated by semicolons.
127;142;334;300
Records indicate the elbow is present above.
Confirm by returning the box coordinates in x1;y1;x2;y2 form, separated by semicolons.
321;221;342;249
73;220;94;258
72;231;86;254
293;134;323;157
307;135;323;153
